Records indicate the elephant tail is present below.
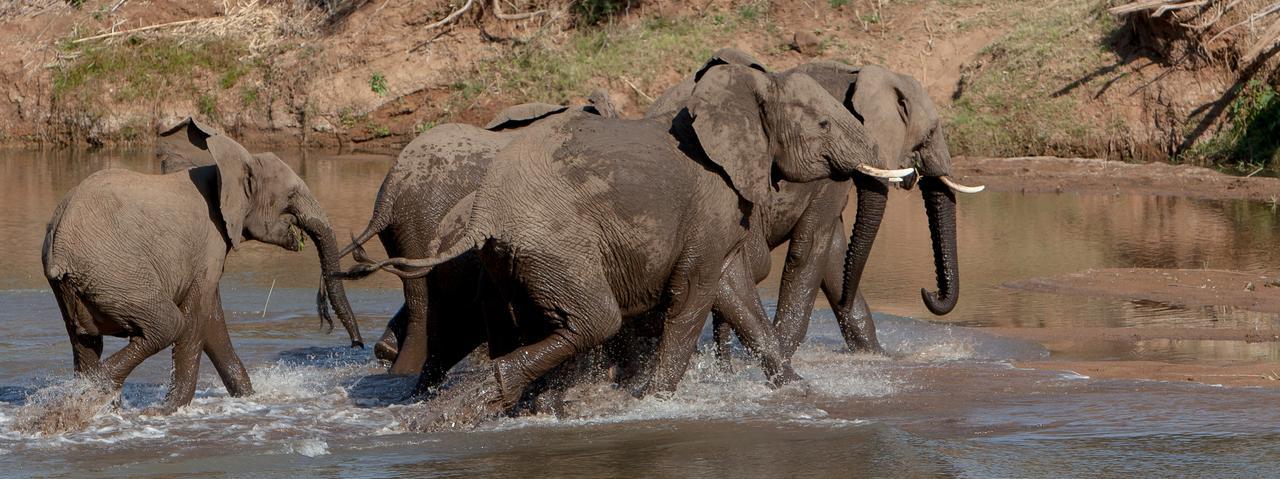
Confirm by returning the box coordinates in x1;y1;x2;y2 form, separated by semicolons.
42;199;72;281
340;190;494;281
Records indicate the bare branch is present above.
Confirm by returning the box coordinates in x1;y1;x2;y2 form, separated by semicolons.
425;0;476;30
491;0;545;21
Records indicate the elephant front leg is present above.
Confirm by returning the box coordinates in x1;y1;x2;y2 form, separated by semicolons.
820;225;882;354
202;297;253;398
710;255;801;387
772;225;837;358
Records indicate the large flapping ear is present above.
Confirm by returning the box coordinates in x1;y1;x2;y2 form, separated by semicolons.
688;64;773;208
484;103;569;131
849;65;909;170
157;117;225;173
207;135;256;249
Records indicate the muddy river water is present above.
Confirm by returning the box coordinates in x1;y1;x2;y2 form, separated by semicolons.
0;149;1278;477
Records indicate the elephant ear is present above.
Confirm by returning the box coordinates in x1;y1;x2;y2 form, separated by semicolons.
647;48;768;120
688;64;773;208
157;117;224;174
849;65;909;170
208;135;255;249
693;47;768;81
790;61;860;104
485;103;569;131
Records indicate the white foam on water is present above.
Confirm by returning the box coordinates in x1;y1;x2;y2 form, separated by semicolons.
285;438;330;457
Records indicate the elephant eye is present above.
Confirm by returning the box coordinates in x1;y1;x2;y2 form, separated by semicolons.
818;120;830;130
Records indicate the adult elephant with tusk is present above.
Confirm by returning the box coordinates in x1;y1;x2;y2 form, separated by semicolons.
43;120;362;414
347;63;897;416
648;51;983;360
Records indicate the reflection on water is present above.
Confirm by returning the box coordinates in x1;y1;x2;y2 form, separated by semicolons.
2;149;1280;477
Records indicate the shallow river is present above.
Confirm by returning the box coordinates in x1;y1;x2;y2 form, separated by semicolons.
0;149;1278;478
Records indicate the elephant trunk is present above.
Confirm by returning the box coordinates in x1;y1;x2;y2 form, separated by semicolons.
839;175;889;315
919;176;959;315
296;197;365;348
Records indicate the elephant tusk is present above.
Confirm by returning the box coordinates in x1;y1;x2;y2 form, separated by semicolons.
889;177;903;183
939;176;985;194
856;164;916;179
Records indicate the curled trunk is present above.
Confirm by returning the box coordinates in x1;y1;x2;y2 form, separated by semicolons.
839;175;889;315
919;176;959;315
297;199;364;348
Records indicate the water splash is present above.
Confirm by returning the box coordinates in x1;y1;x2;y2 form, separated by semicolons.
8;375;118;436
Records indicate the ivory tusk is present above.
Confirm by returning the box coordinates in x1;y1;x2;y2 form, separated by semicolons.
889;177;903;183
939;176;985;193
856;164;916;178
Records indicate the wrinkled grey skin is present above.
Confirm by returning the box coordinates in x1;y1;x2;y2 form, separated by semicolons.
43;123;362;414
334;97;616;379
648;51;961;359
351;64;881;414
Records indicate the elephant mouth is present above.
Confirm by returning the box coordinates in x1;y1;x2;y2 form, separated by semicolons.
287;224;306;252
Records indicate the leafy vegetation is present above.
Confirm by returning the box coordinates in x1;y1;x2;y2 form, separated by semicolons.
1179;80;1280;173
370;72;388;96
574;0;632;25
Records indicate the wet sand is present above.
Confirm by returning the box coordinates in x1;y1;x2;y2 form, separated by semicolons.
953;156;1280;201
953;157;1280;388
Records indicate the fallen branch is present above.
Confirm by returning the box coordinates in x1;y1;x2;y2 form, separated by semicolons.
622;77;653;103
1180;0;1243;30
71;18;204;43
1242;14;1280;63
425;0;476;30
1206;2;1280;46
1152;0;1207;17
491;0;545;21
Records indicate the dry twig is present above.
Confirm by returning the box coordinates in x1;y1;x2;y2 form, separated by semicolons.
71;18;204;43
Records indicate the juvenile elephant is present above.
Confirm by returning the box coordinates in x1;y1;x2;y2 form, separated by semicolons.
42;121;362;413
333;94;617;380
649;51;983;359
353;63;905;409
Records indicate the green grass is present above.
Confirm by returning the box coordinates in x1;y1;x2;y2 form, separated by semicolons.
370;72;388;96
830;0;850;8
52;37;250;106
946;0;1122;158
1179;79;1280;173
474;12;759;108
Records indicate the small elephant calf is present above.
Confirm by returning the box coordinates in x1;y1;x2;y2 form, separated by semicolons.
42;121;362;413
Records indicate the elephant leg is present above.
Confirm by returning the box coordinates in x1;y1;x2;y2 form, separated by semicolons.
99;300;183;389
711;254;800;386
50;280;102;374
486;251;621;408
644;295;716;395
820;224;882;354
155;326;203;414
710;311;734;371
374;305;408;363
773;223;837;359
201;291;253;397
389;276;429;375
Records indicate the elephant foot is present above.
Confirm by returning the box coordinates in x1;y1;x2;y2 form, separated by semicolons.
767;364;804;389
491;359;531;410
374;338;399;363
410;372;508;432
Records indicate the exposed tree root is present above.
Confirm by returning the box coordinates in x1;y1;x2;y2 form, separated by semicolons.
425;0;547;30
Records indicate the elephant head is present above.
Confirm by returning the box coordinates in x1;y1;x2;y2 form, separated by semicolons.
687;64;910;226
791;62;983;316
164;119;364;347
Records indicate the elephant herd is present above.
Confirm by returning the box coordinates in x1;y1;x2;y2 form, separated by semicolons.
40;48;981;418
